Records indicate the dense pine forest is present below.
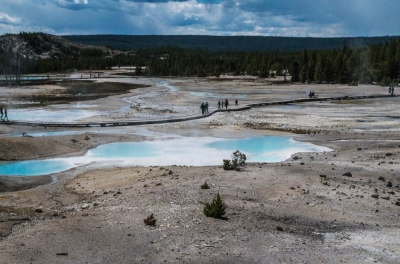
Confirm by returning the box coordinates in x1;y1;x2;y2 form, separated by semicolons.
0;32;399;85
62;35;400;52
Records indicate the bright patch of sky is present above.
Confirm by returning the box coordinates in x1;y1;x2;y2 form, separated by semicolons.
0;0;399;37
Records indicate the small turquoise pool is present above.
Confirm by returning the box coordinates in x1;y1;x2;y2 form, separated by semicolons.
0;136;330;176
0;160;75;176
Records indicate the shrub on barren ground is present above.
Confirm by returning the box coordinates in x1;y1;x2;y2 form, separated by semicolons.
144;213;156;226
203;193;227;219
201;181;210;189
223;150;246;170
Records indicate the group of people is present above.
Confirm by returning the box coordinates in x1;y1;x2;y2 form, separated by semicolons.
308;91;316;98
217;99;229;109
200;102;209;115
201;98;239;114
217;99;238;109
389;86;395;96
0;106;8;121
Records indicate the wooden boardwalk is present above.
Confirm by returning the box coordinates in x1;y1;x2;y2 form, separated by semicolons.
0;94;396;128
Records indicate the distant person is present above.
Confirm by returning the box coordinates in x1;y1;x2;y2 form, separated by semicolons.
389;87;392;95
4;108;8;121
200;103;205;115
391;86;394;96
217;101;221;109
205;102;209;114
225;99;229;109
309;91;312;98
0;106;3;120
235;99;238;106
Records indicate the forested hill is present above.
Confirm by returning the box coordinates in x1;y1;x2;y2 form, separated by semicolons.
62;35;400;52
2;32;400;86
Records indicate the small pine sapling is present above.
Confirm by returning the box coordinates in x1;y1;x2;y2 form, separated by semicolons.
201;181;210;189
144;213;156;226
203;193;227;219
223;159;233;170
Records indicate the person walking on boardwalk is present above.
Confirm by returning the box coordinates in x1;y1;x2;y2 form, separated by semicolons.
205;102;209;114
235;99;238;106
224;99;229;109
200;103;205;115
4;108;8;121
217;101;221;109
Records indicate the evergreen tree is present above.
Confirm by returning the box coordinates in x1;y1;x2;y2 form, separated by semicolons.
338;63;350;84
386;40;398;79
323;57;334;83
290;61;300;82
299;65;308;83
300;48;308;67
314;53;326;83
135;65;142;74
307;51;316;82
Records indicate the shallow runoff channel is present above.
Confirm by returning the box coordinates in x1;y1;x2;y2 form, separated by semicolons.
0;136;330;177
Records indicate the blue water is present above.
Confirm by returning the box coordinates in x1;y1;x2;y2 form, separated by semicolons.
207;136;291;152
88;142;159;158
0;136;330;176
0;160;74;176
206;136;322;162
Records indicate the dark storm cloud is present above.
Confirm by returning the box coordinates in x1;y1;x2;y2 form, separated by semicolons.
235;0;400;31
0;0;399;37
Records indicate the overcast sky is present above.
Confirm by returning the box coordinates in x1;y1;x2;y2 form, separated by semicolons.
0;0;399;37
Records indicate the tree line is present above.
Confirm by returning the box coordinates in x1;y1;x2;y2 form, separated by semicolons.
1;33;400;85
63;34;400;52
